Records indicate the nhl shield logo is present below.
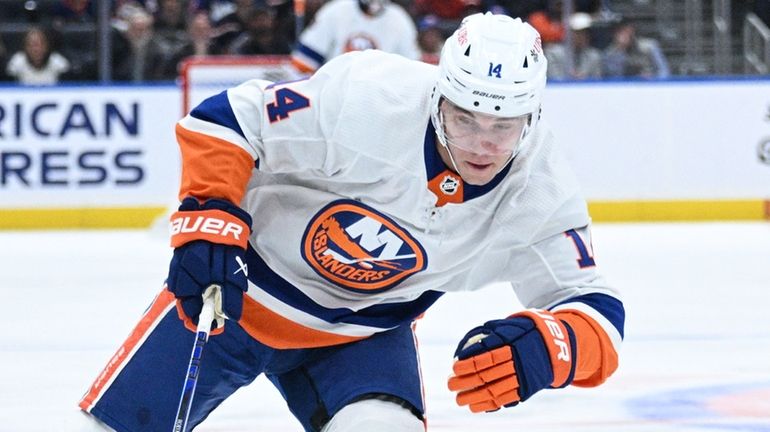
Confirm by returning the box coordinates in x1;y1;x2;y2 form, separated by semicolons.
439;175;460;195
301;200;427;293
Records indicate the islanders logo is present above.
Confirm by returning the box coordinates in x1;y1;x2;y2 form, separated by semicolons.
301;200;427;293
344;33;378;52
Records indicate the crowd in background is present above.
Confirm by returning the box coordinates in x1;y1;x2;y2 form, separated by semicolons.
0;0;769;85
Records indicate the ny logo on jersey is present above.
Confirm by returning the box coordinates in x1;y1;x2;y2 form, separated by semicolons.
301;200;427;293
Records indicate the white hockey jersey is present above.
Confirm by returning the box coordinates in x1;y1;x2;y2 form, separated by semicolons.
291;0;420;73
175;51;623;379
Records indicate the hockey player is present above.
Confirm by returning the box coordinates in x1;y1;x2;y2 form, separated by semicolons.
291;0;420;73
78;12;624;432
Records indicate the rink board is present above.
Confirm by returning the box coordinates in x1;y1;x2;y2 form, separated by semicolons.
1;78;769;228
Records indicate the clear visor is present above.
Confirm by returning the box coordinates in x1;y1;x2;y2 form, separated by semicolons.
440;99;530;156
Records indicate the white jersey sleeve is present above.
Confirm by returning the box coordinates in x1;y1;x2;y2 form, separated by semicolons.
174;49;434;204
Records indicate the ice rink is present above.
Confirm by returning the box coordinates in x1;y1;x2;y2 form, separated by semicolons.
1;222;769;431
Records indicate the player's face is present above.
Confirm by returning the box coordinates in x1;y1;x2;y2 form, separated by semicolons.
439;100;529;185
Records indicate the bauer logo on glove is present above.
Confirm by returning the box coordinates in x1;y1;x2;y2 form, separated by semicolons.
170;211;249;249
167;197;253;329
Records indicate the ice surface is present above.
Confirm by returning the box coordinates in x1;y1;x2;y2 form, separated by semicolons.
1;223;769;431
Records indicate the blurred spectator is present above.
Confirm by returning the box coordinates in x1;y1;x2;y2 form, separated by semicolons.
574;0;601;13
412;0;482;21
489;0;564;43
155;0;191;65
291;0;420;74
265;0;321;46
52;0;96;25
210;0;254;53
526;8;564;43
49;0;98;81
0;36;9;81
301;0;327;27
116;0;160;14
410;0;482;48
603;20;670;79
6;26;70;85
229;6;291;54
489;0;545;20
162;12;220;78
489;0;598;18
155;0;188;36
416;14;444;64
545;13;602;80
111;4;167;81
189;0;237;22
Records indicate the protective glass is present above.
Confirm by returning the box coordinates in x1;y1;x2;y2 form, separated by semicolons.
440;99;530;156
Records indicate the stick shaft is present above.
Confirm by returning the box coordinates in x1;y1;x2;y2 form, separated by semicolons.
172;294;216;432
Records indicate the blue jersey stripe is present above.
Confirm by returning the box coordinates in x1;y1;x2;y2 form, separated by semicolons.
555;292;625;339
245;246;444;329
189;90;246;139
294;43;326;67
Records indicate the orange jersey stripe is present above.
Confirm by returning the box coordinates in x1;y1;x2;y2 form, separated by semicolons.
555;309;619;387
238;295;368;349
79;289;176;412
176;123;254;205
291;57;316;74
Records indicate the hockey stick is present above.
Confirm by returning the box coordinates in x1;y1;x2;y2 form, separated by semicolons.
172;285;221;432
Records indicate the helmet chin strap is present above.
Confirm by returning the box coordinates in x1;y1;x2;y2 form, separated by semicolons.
436;110;462;174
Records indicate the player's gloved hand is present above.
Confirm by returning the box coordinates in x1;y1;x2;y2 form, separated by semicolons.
167;197;252;327
448;309;576;413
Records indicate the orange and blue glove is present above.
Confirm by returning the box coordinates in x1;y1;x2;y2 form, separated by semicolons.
448;309;576;412
167;197;252;326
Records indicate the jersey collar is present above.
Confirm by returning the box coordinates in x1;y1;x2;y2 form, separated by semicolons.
423;121;512;206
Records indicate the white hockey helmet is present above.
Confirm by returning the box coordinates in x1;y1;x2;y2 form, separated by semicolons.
431;12;547;151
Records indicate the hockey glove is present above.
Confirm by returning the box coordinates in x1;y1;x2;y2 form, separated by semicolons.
448;309;576;413
167;197;252;326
